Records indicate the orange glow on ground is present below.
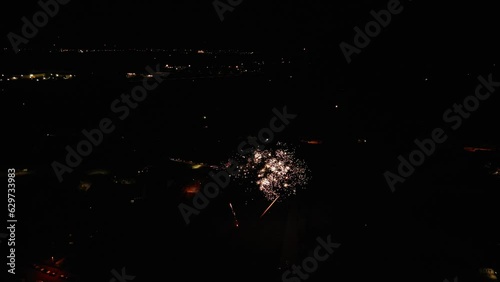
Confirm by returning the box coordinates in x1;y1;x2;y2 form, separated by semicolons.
184;181;201;196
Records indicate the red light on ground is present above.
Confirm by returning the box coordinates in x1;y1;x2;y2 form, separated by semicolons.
301;140;323;145
464;147;493;152
184;181;201;196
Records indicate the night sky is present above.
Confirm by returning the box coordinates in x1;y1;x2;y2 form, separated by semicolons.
0;0;498;55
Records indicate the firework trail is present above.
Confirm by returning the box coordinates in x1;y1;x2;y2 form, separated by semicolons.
259;195;280;218
229;202;239;227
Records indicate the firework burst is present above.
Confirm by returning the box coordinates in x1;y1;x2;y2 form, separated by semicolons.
234;142;310;201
